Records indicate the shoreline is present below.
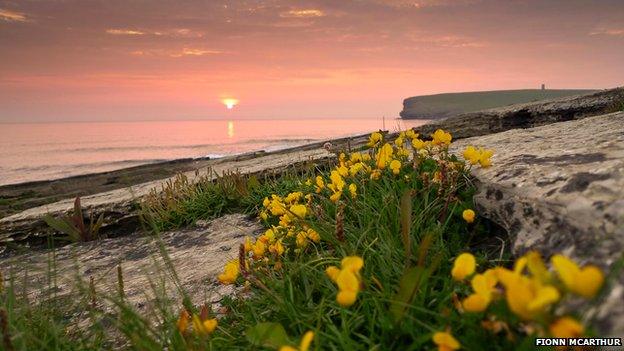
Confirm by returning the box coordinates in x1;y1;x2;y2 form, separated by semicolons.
0;132;378;218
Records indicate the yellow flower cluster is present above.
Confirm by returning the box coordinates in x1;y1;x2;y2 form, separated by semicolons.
326;256;364;307
452;251;604;337
462;146;493;168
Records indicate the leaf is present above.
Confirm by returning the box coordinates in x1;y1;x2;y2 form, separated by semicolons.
245;322;290;348
389;266;425;323
399;190;412;262
43;214;80;242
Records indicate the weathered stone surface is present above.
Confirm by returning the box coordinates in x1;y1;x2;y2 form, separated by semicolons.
417;87;624;139
452;111;624;336
0;213;261;311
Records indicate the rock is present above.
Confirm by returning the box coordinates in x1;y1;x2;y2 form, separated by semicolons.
416;87;624;139
451;111;624;336
0;213;261;313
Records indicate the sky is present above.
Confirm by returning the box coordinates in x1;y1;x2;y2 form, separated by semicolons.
0;0;623;123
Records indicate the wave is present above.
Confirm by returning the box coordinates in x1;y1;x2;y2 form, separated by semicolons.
35;137;320;154
10;159;170;172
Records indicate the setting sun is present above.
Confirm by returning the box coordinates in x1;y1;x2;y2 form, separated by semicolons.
222;98;239;109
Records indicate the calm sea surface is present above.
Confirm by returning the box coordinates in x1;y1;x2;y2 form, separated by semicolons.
0;118;428;186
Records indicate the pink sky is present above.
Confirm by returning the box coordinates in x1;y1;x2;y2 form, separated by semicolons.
1;0;623;122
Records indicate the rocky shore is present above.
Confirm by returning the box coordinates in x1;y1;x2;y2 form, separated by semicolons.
1;86;623;335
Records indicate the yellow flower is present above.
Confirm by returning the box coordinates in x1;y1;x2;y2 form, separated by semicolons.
462;209;475;223
389;159;401;175
280;330;314;351
394;136;404;147
405;129;418;139
370;169;382;180
478;148;493;168
218;259;239;284
260;228;276;243
325;266;340;282
432;129;452;146
253;240;266;258
284;191;303;203
305;178;312;186
362;153;372;162
350;152;363;163
451;253;476;281
306;228;321;243
262;197;271;207
337;164;349;177
432;331;460;351
329;170;345;192
411;138;425;150
349;162;364;176
259;211;268;220
549;317;584;338
176;309;190;334
462;271;498;312
315;176;325;193
269;199;286;216
551;255;604;298
290;204;307;219
192;314;218;336
367;131;383;147
462;146;493;168
329;191;342;202
270;240;285;256
243;236;253;253
496;268;560;320
326;256;364;307
348;183;357;198
375;143;394;169
296;231;308;248
462;146;479;165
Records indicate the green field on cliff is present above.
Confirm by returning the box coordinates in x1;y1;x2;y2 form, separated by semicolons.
400;89;597;119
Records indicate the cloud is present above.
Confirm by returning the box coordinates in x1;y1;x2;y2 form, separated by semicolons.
589;28;624;37
107;28;204;37
408;34;487;48
0;8;28;22
279;9;325;18
106;29;145;35
131;48;224;57
170;48;224;57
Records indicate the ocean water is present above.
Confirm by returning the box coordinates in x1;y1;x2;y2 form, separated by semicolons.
0;118;428;186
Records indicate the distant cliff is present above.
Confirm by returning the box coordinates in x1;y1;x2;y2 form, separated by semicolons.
400;89;596;119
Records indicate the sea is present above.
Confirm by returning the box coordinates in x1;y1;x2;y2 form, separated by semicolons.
0;118;428;186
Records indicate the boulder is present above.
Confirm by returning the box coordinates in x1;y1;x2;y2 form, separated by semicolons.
452;111;624;335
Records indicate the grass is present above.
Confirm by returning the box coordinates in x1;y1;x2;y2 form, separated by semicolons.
2;130;611;350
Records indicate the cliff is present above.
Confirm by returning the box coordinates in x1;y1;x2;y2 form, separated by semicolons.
400;89;597;120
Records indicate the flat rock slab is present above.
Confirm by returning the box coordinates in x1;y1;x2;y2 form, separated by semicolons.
0;213;261;312
452;111;624;336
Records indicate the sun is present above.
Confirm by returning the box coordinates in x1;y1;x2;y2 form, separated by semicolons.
222;98;239;109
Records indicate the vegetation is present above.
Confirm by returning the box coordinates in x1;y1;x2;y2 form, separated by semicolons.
2;129;607;350
43;197;104;242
